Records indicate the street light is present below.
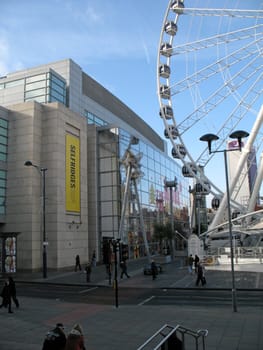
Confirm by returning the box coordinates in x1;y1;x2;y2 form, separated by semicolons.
110;238;121;308
200;130;249;312
164;177;178;260
24;160;48;278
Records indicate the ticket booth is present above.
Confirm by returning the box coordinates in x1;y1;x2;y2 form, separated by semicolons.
0;233;19;274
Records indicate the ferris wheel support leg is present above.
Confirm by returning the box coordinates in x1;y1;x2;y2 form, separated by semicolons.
210;105;263;230
247;153;263;216
133;180;151;263
118;165;132;242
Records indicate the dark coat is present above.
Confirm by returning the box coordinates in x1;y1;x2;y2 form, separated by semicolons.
1;282;11;307
8;277;16;296
42;326;66;350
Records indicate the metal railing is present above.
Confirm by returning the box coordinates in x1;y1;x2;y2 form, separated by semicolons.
203;247;263;266
137;324;208;350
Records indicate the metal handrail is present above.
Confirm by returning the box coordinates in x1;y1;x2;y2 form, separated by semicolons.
137;323;208;350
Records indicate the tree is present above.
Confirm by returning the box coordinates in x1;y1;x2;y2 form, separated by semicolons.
153;222;175;254
153;223;165;247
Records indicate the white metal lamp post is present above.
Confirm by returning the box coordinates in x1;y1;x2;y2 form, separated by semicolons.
164;177;178;259
24;160;48;278
200;130;249;312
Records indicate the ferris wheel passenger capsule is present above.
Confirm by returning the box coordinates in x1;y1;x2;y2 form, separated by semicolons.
195;182;211;195
211;197;220;209
164;21;178;36
164;125;178;139
182;163;197;177
159;64;171;78
160;43;172;57
170;0;185;14
160;105;173;119
160;85;171;99
172;144;186;158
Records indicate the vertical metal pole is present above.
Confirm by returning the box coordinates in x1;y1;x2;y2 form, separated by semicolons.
170;187;175;260
224;151;237;312
113;241;119;308
42;169;47;279
198;196;201;237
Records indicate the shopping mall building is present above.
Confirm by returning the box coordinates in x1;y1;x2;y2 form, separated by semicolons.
0;59;190;272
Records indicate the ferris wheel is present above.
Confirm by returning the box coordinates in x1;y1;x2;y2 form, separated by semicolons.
157;0;263;229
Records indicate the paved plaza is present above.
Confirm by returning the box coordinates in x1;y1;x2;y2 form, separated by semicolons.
0;259;263;349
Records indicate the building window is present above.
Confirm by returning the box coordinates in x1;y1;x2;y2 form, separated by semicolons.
84;110;107;126
4;79;24;89
0;118;8;162
47;72;66;104
24;71;66;105
0;170;7;215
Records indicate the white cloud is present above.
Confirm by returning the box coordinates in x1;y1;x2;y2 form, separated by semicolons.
85;5;102;24
142;39;151;65
0;0;159;76
62;1;103;26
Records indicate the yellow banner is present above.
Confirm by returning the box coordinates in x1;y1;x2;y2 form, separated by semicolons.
66;134;80;212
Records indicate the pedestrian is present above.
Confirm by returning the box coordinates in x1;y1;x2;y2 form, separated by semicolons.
188;254;194;274
8;276;19;308
75;254;81;271
195;262;206;286
42;323;67;350
91;250;96;267
85;262;92;283
65;323;86;350
151;259;157;280
106;262;112;285
194;254;200;273
120;259;130;279
0;279;13;313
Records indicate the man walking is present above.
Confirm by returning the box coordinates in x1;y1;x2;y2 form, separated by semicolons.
195;262;206;286
120;260;130;279
75;254;81;271
85;262;92;283
151;259;157;280
8;276;19;308
0;279;13;313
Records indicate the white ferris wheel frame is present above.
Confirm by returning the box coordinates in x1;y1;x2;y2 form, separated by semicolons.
157;0;263;230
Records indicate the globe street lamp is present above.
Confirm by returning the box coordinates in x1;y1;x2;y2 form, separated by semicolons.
200;130;249;312
24;160;48;278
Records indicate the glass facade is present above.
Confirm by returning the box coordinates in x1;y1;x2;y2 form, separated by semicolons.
98;127;190;259
84;110;108;126
0;71;66;105
25;71;66;104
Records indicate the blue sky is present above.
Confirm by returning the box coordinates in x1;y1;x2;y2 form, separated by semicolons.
0;0;165;131
1;0;263;196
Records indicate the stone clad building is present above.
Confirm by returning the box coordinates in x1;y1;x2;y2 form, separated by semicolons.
0;59;190;272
